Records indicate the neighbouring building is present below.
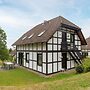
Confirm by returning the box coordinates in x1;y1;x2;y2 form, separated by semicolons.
13;16;87;75
82;37;90;57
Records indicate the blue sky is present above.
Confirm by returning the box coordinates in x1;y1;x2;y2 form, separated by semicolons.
0;0;90;48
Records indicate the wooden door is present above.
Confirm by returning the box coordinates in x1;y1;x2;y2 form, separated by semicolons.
62;53;67;69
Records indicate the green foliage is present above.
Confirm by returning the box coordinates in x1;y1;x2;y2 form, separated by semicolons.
83;57;90;72
0;28;9;61
75;57;90;73
75;65;84;73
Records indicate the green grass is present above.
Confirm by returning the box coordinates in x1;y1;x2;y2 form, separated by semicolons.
0;67;90;90
0;67;75;86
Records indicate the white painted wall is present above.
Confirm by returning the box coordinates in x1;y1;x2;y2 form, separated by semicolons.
48;64;52;74
58;62;62;71
53;63;57;72
43;53;46;62
71;60;75;68
43;64;46;73
53;53;57;61
48;53;52;62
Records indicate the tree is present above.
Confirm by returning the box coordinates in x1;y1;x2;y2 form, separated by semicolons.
0;28;9;61
9;48;12;53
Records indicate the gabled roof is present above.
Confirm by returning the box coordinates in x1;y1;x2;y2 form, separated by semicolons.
83;37;90;50
13;16;87;45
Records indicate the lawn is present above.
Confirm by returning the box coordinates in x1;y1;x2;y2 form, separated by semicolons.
0;67;75;86
0;67;90;90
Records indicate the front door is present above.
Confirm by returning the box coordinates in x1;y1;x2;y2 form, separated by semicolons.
18;53;24;66
62;53;67;69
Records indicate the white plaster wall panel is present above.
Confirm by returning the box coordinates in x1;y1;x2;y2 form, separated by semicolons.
33;52;37;61
38;43;41;50
48;44;52;50
75;41;78;45
20;45;23;50
58;62;62;71
24;59;25;66
53;63;57;72
48;64;52;74
58;31;62;37
53;45;57;50
53;38;57;44
23;45;26;50
43;63;46;73
43;43;46;50
48;53;52;62
67;39;70;43
26;45;28;50
67;61;70;69
58;38;62;44
17;52;19;57
53;31;57;37
67;53;70;60
58;52;62;61
43;53;46;62
17;57;19;64
71;60;74;68
78;41;81;45
19;45;21;50
19;46;21;50
53;53;57;62
23;52;25;58
58;45;61;50
29;44;32;50
38;66;42;72
29;61;32;68
30;52;32;60
75;35;78;40
18;46;20;50
33;62;37;70
33;44;37;50
26;63;29;67
88;52;90;56
48;38;52;43
78;46;81;50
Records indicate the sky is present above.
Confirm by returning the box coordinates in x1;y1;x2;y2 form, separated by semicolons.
0;0;90;48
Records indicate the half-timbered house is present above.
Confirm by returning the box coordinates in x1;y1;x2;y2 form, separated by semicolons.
13;16;87;75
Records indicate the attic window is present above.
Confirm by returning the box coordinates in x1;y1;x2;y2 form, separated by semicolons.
28;33;34;39
22;36;27;40
38;30;45;37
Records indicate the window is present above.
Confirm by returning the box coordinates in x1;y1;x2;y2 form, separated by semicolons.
22;36;27;40
26;53;29;63
70;34;74;43
38;30;45;36
37;53;42;66
28;34;34;39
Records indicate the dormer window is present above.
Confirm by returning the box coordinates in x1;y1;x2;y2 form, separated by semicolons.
38;30;45;37
22;36;27;40
28;34;34;39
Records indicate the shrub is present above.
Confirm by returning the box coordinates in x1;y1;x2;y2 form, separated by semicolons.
83;57;90;72
75;65;84;73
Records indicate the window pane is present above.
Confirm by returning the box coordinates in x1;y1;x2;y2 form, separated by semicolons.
37;54;42;66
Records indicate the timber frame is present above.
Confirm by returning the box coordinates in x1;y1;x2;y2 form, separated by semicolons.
13;16;87;75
